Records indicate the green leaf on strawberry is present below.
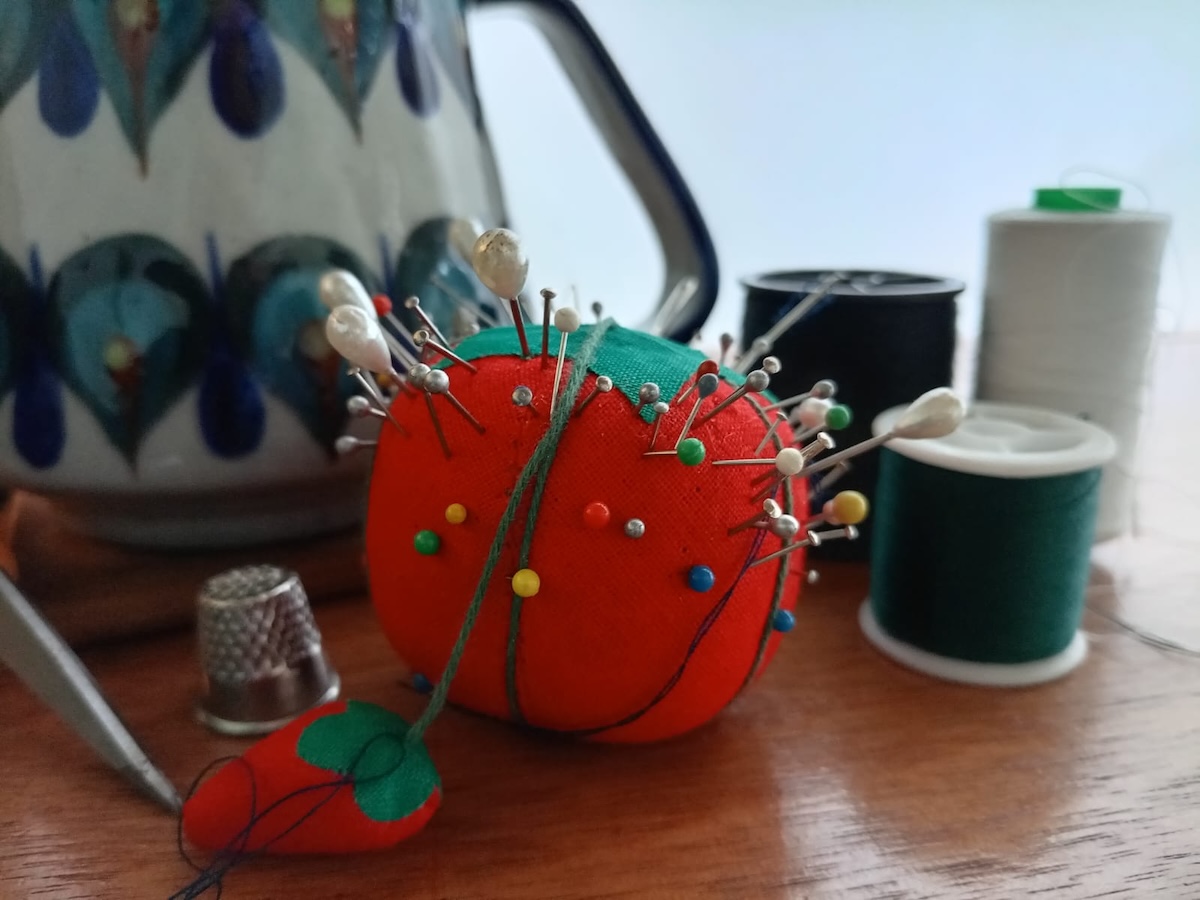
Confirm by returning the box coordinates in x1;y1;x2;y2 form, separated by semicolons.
296;700;440;823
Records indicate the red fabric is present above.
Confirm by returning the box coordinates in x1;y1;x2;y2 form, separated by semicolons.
182;702;440;855
367;354;805;743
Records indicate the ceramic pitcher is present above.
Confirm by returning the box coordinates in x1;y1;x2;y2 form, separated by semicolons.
0;0;717;547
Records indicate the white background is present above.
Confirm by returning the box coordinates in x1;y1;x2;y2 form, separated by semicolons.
469;0;1198;342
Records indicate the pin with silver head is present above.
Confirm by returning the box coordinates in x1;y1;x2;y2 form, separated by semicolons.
675;372;721;448
673;360;720;405
346;395;384;420
761;356;782;375
575;375;612;416
471;228;531;356
733;272;844;374
800;431;836;463
647;400;670;451
412;328;479;373
402;295;451;350
512;384;540;415
549;307;581;417
728;498;782;536
335;434;377;455
423;368;486;434
591;300;604;323
754;412;788;455
624;518;646;539
701;369;770;422
636;382;661;414
540;288;556;364
718;333;734;368
800;387;964;477
763;379;837;413
747;529;831;569
768;514;801;541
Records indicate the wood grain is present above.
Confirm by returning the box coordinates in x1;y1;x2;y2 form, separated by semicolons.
1;337;1198;899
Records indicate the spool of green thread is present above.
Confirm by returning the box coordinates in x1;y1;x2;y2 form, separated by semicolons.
862;402;1116;686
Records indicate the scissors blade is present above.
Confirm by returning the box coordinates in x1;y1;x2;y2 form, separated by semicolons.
0;571;180;812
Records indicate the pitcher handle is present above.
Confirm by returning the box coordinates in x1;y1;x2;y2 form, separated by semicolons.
468;0;718;342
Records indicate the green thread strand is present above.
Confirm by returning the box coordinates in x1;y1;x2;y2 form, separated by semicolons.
739;402;795;692
406;319;613;742
505;320;614;722
869;449;1102;664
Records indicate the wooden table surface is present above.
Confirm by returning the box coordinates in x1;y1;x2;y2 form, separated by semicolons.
2;338;1199;899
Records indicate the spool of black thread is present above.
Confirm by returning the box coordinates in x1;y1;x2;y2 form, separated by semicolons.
740;271;963;560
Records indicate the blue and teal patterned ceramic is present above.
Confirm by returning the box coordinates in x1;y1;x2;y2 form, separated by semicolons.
0;0;716;546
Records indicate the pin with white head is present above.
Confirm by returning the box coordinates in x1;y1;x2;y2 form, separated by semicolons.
540;288;556;364
512;384;540;416
749;434;833;501
575;375;612;416
761;356;782;375
324;306;407;434
402;295;451;350
318;269;375;318
346;395;384;420
701;369;770;422
714;445;803;469
754;412;788;455
471;228;531;357
801;387;965;477
673;360;719;405
412;328;479;374
728;498;782;536
647;400;670;451
335;435;377;456
763;379;837;413
636;382;661;414
718;333;734;368
674;372;721;447
733;272;844;374
423;368;485;434
549;307;581;417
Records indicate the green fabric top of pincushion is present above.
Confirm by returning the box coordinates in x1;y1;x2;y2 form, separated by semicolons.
446;322;753;420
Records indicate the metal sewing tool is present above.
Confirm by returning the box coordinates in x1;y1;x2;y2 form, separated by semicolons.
0;570;180;812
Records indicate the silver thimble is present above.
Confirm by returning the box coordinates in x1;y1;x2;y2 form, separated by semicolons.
195;565;340;736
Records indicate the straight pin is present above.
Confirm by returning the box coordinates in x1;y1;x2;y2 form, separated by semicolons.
335;435;377;455
675;373;720;448
402;296;451;348
549;308;581;418
346;395;385;419
646;400;670;451
424;392;452;459
423;368;485;434
733;272;844;373
350;368;407;435
673;360;719;404
755;413;787;455
718;333;734;367
574;375;612;416
412;329;479;373
701;369;770;422
540;288;556;365
636;383;661;414
762;379;837;413
513;384;540;415
728;499;782;536
591;300;604;322
428;273;499;328
649;275;700;336
748;532;823;569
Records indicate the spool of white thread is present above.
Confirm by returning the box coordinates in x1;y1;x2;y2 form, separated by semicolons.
975;188;1169;540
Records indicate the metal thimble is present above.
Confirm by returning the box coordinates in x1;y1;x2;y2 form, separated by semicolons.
195;565;340;736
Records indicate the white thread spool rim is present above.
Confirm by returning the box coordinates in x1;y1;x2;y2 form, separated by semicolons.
858;600;1088;687
873;401;1117;479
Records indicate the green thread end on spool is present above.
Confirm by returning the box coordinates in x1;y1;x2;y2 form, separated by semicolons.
1033;187;1121;212
864;402;1116;687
